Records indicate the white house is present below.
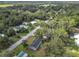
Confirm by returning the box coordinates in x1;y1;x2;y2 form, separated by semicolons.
0;34;5;37
13;24;28;32
74;34;79;46
19;25;28;29
30;21;37;25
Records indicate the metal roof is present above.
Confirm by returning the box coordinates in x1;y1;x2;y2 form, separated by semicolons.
29;38;42;50
17;51;28;57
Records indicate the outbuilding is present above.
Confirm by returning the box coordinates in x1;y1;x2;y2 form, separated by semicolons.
29;37;42;50
17;51;28;57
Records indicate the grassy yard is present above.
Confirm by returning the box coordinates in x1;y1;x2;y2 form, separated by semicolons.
34;48;45;57
64;47;79;57
33;41;50;57
11;44;26;56
0;4;13;7
9;35;20;43
26;36;35;45
18;32;28;37
11;36;35;56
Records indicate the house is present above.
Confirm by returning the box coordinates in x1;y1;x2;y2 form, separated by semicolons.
29;37;42;50
30;21;37;25
73;34;79;46
17;51;28;57
13;25;28;32
19;25;28;29
0;34;5;37
45;20;48;23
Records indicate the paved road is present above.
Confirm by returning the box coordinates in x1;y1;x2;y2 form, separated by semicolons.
7;26;40;52
7;20;48;52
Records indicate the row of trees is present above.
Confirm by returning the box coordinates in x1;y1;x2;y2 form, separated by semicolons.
35;3;79;56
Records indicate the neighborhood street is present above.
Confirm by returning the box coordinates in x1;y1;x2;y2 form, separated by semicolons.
7;26;40;52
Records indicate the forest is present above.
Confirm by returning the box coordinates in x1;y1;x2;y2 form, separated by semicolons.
0;1;79;57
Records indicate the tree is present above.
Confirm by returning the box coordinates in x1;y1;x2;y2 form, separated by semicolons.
36;15;77;56
6;28;16;37
0;35;13;50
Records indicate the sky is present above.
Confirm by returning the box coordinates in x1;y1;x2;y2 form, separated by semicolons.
0;0;78;1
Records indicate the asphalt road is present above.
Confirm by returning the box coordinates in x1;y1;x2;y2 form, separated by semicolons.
7;26;40;52
7;20;48;52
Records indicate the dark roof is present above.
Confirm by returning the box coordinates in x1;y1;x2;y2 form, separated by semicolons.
29;37;42;50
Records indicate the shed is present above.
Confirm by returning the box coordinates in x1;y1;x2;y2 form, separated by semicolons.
29;37;42;50
17;51;28;57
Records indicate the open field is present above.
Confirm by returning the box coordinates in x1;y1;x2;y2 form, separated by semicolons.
0;4;13;7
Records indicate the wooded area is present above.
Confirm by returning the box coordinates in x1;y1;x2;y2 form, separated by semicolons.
0;1;79;57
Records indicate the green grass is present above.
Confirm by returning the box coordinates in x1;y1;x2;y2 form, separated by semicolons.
11;36;35;56
12;44;25;56
18;32;28;37
26;36;35;45
0;4;13;7
64;47;79;57
9;35;20;43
